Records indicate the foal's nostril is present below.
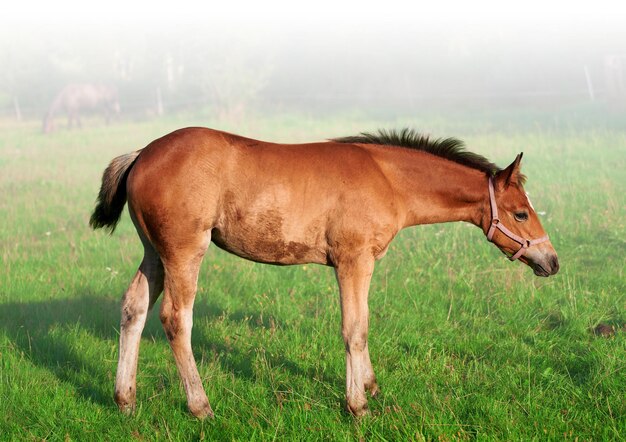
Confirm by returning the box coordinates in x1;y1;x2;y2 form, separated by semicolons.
550;255;560;275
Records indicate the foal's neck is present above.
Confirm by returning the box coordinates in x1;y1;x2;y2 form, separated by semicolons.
375;150;489;230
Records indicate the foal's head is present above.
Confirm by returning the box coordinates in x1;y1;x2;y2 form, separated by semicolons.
486;154;559;277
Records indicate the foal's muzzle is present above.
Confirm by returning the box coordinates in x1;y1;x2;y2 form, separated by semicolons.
531;254;560;277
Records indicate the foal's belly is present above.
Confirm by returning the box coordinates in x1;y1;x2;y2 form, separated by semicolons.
211;212;329;266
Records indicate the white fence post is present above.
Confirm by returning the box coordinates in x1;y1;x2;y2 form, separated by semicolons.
583;65;595;101
13;96;22;122
156;86;164;116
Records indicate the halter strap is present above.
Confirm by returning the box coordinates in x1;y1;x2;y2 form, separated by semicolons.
487;177;549;261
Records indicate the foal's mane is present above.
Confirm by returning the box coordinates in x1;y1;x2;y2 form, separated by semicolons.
332;128;501;176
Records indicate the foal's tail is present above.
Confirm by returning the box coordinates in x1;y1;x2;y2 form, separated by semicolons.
89;150;142;233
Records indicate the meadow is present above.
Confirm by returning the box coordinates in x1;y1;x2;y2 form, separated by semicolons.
0;107;624;440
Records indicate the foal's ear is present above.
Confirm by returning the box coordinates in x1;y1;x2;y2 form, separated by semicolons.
496;152;523;189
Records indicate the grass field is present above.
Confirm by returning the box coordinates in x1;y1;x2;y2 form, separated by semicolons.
1;107;625;440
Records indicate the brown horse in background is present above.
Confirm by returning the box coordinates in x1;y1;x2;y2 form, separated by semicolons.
43;84;120;133
90;127;559;418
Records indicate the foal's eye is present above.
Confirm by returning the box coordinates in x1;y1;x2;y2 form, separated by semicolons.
514;212;529;222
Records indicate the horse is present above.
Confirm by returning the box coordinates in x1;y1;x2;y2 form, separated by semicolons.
43;84;120;134
90;127;559;418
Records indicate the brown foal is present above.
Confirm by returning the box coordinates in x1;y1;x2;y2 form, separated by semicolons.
90;127;559;418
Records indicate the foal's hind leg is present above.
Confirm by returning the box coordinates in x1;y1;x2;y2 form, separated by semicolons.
160;236;213;419
114;245;164;413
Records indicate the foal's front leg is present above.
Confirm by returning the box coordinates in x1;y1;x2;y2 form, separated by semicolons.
335;256;378;416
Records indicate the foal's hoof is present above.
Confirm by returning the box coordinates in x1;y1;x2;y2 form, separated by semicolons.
116;401;136;415
346;401;369;417
188;400;214;419
114;392;136;415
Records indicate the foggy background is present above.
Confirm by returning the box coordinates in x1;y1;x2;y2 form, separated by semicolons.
1;1;625;124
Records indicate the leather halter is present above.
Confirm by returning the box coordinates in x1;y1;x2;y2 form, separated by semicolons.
487;177;549;261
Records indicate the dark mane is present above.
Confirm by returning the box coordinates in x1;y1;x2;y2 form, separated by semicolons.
332;128;501;176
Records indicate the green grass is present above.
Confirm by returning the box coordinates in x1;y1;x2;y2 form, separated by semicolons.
1;108;625;441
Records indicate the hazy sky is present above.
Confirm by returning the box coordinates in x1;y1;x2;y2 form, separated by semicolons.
3;0;625;30
2;0;625;114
